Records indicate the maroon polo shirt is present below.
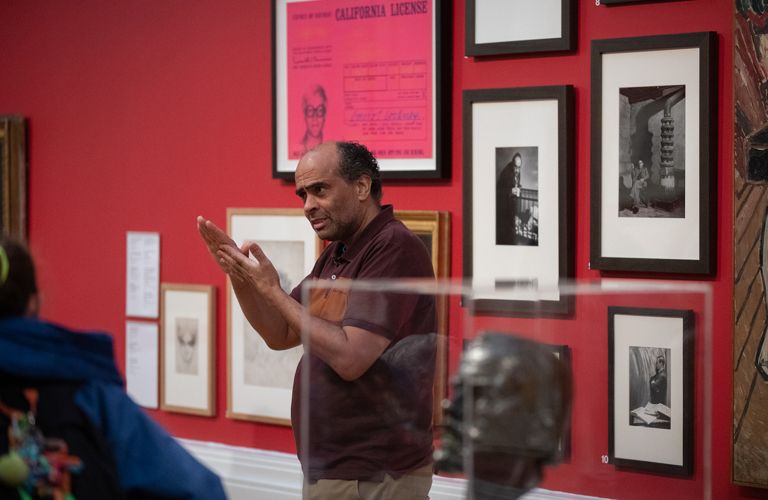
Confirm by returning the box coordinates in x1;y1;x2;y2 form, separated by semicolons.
289;205;437;482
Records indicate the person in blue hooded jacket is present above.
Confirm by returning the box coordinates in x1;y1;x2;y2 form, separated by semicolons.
0;236;228;500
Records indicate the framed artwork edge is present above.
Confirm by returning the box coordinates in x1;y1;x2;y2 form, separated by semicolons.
271;0;452;180
394;209;451;424
462;85;575;317
589;31;718;276
226;207;321;425
607;306;695;476
0;115;27;242
159;282;217;417
465;0;577;57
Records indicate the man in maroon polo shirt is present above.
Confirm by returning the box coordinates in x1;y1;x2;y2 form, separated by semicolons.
197;141;436;500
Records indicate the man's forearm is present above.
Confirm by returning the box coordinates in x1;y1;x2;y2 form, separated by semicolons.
231;279;300;350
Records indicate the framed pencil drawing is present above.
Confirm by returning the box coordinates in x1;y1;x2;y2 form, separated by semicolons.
160;283;216;416
272;0;451;179
463;86;575;315
465;0;577;57
590;32;717;274
0;115;27;242
608;306;694;475
394;210;451;423
227;208;322;424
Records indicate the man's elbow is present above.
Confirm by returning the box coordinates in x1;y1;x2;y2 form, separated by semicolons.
335;362;369;381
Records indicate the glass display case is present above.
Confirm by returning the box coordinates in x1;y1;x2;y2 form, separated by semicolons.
299;279;712;500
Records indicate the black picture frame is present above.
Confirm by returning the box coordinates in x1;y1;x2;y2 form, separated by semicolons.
271;0;452;180
590;31;718;275
462;86;575;315
608;306;694;476
465;0;577;57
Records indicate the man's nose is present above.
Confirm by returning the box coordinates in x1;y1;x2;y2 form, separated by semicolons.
304;195;318;213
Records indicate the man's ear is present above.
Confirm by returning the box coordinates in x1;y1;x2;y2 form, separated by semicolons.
356;175;372;201
26;293;40;318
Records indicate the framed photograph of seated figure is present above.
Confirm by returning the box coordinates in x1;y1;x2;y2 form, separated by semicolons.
226;208;323;424
462;86;575;315
590;32;717;274
608;306;694;475
394;210;450;423
160;283;216;416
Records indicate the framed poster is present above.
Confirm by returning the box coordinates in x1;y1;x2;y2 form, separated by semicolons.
463;86;575;315
272;0;451;179
394;210;450;423
465;0;577;57
608;306;694;475
0;115;27;242
590;31;717;274
227;208;322;424
160;283;216;416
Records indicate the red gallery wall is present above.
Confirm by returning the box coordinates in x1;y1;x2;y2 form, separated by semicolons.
0;0;742;498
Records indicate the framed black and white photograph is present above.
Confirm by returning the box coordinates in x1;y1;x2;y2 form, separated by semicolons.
590;32;717;274
608;306;694;476
227;208;322;424
272;0;451;179
463;86;574;315
465;0;577;57
160;283;216;416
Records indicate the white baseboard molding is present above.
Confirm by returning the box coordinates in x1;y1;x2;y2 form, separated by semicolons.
178;438;608;500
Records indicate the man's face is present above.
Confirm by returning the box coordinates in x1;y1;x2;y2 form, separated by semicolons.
656;358;664;373
295;143;364;243
638;160;644;169
304;92;326;138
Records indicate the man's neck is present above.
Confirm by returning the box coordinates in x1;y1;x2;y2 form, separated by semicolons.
340;204;382;248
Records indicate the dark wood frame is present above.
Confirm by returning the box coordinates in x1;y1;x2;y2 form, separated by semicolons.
271;0;452;179
590;31;718;274
465;0;576;57
0;115;27;242
608;306;694;476
160;283;217;417
462;86;575;315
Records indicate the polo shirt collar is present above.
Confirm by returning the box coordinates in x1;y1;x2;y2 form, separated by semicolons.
334;204;394;262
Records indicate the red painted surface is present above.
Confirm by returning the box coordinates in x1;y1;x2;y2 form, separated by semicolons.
0;0;744;497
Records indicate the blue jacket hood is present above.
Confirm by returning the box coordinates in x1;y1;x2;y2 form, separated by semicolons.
0;317;124;386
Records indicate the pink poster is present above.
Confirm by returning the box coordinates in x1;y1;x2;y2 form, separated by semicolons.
286;0;433;160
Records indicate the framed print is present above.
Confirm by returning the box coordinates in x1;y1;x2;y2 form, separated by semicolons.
608;307;694;475
160;283;216;416
0;115;27;242
227;208;322;424
394;210;450;423
463;86;575;315
465;0;577;57
590;32;718;274
272;0;451;179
